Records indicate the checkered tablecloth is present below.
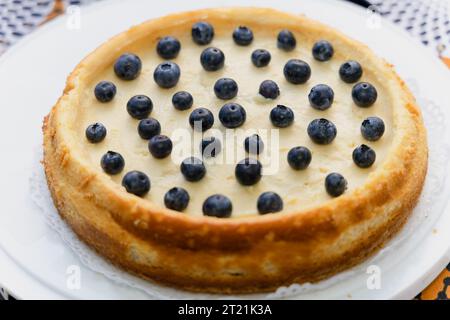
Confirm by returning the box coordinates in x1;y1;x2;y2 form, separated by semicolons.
0;0;448;300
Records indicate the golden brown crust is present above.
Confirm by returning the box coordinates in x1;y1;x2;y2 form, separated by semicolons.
42;7;428;293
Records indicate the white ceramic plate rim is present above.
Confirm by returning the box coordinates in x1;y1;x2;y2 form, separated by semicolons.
0;0;449;300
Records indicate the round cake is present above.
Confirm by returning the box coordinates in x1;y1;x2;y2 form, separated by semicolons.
43;7;428;293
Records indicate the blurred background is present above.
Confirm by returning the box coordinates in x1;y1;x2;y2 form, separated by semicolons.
1;0;450;61
0;0;448;300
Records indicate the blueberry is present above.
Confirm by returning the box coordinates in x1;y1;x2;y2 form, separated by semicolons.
200;137;221;158
270;105;294;128
361;116;385;141
283;59;311;84
257;192;283;214
122;171;150;197
164;187;189;211
233;26;253;46
214;78;238;100
100;151;125;175
312;40;334;61
148;135;172;159
172;91;193;110
126;95;153;119
352;144;376;168
251;49;271;67
94;81;116;102
114;53;142;80
85;123;107;143
308;84;334;110
180;156;206;182
307;118;337;145
218;103;246;128
189;107;214;132
235;158;262;186
156;36;181;59
259;80;280;99
192;21;214;45
287;146;312;170
325;173;347;197
137;118;161;140
339;60;363;83
202;194;232;218
244;134;264;155
277;29;296;51
153;62;181;88
352;82;377;107
200;47;225;71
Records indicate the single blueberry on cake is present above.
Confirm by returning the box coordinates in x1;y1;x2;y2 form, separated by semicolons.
156;36;181;59
100;151;125;175
114;53;141;80
85;123;107;143
164;187;190;211
200;47;225;71
94;81;116;102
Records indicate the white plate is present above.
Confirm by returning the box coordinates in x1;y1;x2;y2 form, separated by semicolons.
0;0;450;300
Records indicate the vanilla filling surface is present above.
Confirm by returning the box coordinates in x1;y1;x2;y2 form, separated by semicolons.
77;30;393;217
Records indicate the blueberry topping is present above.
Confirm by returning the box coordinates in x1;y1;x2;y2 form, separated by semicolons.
307;118;337;144
233;26;253;46
287;146;312;170
189;107;214;132
312;40;334;61
283;59;311;84
361;116;385;141
200;137;221;158
277;29;296;51
126;95;153;119
214;78;238;100
235;158;262;186
153;62;181;88
259;80;280;99
339;60;363;83
218;103;246;128
251;49;271;67
100;151;125;175
203;194;232;218
270;105;294;128
192;21;214;45
94;81;117;102
325;172;347;197
122;171;150;197
114;53;142;80
86;123;107;143
257;192;283;214
148;134;173;159
164;187;189;211
172;91;193;110
156;36;181;59
200;47;225;71
180;156;206;182
308;84;334;110
352;82;378;107
352;144;376;168
244;134;264;155
137;118;161;140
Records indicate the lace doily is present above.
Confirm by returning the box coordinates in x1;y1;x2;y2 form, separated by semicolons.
30;80;450;299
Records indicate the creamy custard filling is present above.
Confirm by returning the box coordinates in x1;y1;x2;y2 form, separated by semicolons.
77;29;393;217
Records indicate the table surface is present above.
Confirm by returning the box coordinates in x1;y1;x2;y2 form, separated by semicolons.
0;0;448;300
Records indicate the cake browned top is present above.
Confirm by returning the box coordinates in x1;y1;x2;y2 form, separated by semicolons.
47;7;426;227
